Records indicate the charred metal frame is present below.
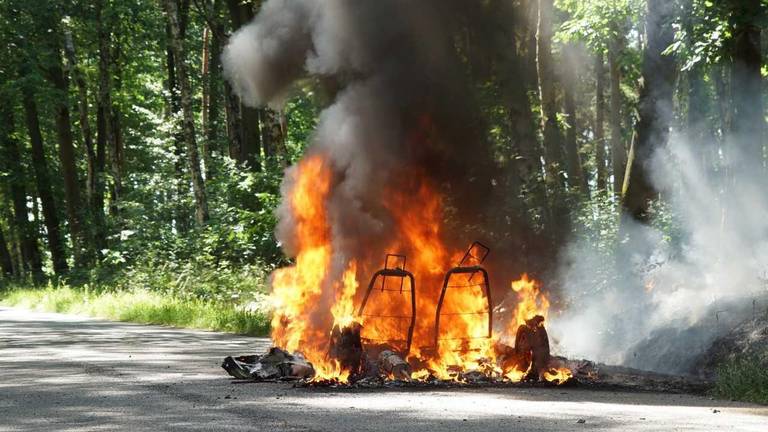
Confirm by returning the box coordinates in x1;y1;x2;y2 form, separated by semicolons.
357;254;417;355
433;242;493;349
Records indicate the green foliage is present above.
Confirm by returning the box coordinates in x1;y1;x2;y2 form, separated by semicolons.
714;356;768;404
570;190;623;292
556;0;644;50
665;0;732;70
0;281;271;336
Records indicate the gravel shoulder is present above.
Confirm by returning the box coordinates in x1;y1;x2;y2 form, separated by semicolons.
1;306;766;432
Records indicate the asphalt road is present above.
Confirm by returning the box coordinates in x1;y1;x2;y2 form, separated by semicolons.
1;307;766;432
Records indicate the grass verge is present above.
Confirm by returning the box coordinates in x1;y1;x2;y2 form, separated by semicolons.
0;285;270;336
714;356;768;404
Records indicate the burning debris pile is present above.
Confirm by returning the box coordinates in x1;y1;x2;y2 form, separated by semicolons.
223;245;575;387
219;1;578;389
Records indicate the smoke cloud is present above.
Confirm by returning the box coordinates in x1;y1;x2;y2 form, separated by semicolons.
550;132;768;373
223;0;518;318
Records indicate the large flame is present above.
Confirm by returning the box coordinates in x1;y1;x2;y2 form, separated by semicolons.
269;152;568;383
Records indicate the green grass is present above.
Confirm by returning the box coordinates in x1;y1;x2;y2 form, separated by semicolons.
714;356;768;404
0;285;271;336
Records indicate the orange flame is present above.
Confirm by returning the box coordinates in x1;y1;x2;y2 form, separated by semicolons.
543;367;573;383
507;274;550;337
269;153;569;384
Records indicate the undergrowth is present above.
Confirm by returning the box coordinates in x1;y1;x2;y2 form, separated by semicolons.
0;263;273;337
714;356;768;405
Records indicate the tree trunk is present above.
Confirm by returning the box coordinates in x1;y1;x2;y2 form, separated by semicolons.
523;0;540;92
241;107;263;170
64;29;107;255
206;5;225;177
22;88;69;274
47;54;88;267
595;51;607;192
201;25;213;178
261;108;285;168
562;44;586;194
226;0;263;171
63;30;96;204
505;2;551;232
0;100;42;275
0;225;13;277
687;65;714;165
609;37;626;196
164;0;209;225
730;0;765;173
622;0;678;222
536;0;567;189
97;0;122;220
111;38;125;219
224;80;242;160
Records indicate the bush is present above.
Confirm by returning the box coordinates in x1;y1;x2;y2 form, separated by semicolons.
0;283;271;336
714;356;768;404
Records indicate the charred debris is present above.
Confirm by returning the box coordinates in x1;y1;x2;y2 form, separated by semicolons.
222;243;580;389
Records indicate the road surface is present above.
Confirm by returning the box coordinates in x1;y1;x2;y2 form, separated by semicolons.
1;306;766;431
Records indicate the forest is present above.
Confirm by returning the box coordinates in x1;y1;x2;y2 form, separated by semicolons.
0;0;766;361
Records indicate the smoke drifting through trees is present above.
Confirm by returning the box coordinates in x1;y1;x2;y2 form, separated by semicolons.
552;134;768;372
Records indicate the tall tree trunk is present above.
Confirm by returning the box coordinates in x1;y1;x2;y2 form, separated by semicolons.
622;0;678;222
595;51;607;192
97;0;121;220
226;0;263;171
224;81;242;160
536;0;567;189
0;225;13;277
64;29;107;254
47;54;88;267
523;0;540;92
687;65;714;165
562;44;586;194
201;26;213;178
240;106;262;170
111;38;125;218
0;99;42;274
609;37;626;196
505;2;550;231
22;88;69;274
164;0;209;225
730;0;765;173
164;21;190;232
261;108;285;167
206;4;225;177
277;110;289;165
63;30;96;204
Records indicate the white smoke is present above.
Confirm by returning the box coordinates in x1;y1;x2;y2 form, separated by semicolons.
550;132;768;372
222;0;315;107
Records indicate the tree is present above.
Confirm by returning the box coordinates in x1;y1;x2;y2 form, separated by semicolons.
43;16;89;267
0;95;42;275
64;27;107;253
622;0;679;222
562;43;587;194
729;0;765;173
96;0;120;223
164;0;210;225
608;37;626;196
594;51;607;191
557;0;644;196
0;224;13;277
21;85;69;275
536;0;567;189
226;0;263;171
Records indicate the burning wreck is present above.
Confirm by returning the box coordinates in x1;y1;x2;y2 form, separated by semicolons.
222;169;571;383
220;1;577;387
